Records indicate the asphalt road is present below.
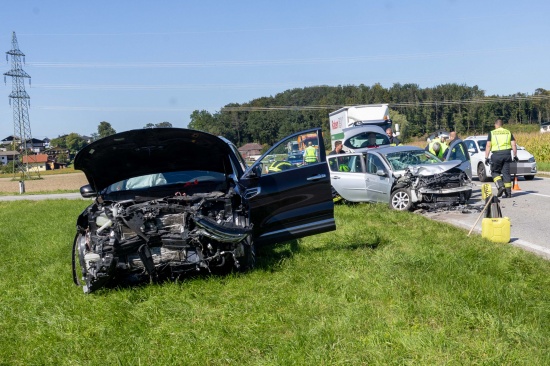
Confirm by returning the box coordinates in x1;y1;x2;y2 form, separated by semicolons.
424;175;550;259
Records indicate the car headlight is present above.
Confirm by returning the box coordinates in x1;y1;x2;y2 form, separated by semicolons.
528;157;536;163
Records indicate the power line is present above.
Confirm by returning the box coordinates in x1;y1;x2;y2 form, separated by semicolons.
221;95;550;112
24;47;528;69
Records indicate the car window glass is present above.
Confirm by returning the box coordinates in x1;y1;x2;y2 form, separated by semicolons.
465;140;476;151
385;150;440;170
258;132;322;175
345;132;390;149
329;155;352;172
448;141;468;162
229;144;247;172
477;140;487;152
105;171;226;193
366;154;385;174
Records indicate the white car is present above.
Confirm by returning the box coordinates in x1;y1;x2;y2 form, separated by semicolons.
463;135;537;182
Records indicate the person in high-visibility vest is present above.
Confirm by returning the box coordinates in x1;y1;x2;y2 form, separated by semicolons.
428;141;447;159
267;160;292;173
303;141;318;164
485;119;518;198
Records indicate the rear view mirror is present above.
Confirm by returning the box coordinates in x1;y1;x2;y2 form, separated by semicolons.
376;170;387;177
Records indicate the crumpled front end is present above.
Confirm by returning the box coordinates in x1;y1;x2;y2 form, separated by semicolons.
73;189;253;293
394;165;473;207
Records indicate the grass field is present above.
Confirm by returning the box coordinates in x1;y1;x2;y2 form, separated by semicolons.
1;200;549;365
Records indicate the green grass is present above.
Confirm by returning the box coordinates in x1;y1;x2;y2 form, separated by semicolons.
1;201;550;365
537;161;550;172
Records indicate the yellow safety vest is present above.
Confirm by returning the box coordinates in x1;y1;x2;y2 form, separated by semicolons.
268;161;292;172
490;127;512;151
429;141;448;159
304;146;317;163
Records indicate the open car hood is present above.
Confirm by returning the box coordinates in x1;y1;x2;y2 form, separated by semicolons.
74;128;234;192
408;160;463;176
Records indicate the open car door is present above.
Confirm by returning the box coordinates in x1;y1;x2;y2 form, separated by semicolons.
445;139;472;179
239;128;335;246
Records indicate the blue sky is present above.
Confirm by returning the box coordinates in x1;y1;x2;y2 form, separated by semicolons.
1;0;549;140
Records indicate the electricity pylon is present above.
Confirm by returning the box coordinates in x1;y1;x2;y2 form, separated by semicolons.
4;31;35;180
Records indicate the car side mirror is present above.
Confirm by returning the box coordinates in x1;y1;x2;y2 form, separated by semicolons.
468;148;476;154
376;170;387;177
80;184;96;198
246;164;262;179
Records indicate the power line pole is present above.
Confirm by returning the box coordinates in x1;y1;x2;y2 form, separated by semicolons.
3;31;34;181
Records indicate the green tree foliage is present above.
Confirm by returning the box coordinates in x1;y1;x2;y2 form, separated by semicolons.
50;133;87;153
65;133;87;153
186;84;550;147
50;135;67;149
98;121;116;138
144;122;173;128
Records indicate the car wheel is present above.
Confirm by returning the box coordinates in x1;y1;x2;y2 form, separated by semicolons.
477;163;491;182
390;189;413;211
72;232;87;287
524;175;535;181
238;238;256;272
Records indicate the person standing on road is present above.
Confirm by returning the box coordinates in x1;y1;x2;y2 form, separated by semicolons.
386;128;401;146
485;119;518;198
303;141;318;165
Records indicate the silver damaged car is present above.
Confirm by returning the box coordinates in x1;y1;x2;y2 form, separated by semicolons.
329;146;473;210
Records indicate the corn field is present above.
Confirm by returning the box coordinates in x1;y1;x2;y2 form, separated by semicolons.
514;132;550;163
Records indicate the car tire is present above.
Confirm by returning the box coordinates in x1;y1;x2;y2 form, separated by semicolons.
390;188;413;211
524;175;535;181
477;163;491;182
238;238;256;272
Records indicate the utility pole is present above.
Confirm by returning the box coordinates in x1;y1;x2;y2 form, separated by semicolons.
4;31;34;181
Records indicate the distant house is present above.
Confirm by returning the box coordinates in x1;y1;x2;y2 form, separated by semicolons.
0;135;46;153
22;154;49;171
238;143;263;160
1;135;18;148
44;146;71;162
26;138;47;153
0;150;19;165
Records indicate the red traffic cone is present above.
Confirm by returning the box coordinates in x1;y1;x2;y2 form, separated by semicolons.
512;175;521;191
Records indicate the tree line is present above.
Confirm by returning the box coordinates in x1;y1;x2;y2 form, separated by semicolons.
188;83;550;146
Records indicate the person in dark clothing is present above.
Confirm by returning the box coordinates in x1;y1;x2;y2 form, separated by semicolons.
485;119;518;198
328;140;345;155
448;131;466;161
328;140;346;171
386;128;401;146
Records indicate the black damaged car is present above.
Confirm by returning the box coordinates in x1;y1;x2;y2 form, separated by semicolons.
72;128;335;293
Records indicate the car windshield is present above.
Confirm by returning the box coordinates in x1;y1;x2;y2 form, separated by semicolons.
105;170;226;193
383;150;441;171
